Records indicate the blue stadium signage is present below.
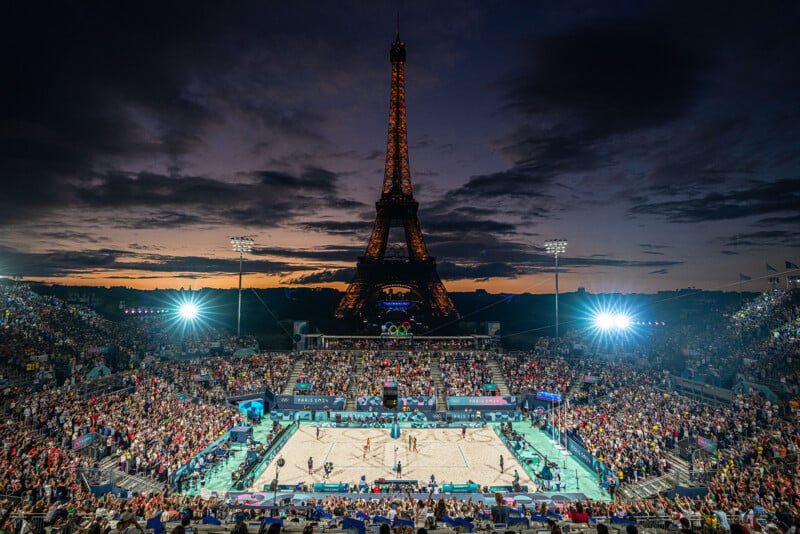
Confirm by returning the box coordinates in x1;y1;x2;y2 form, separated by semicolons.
536;391;562;402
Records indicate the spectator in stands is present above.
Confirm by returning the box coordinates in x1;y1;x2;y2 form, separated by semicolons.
118;511;144;534
568;502;589;523
491;493;509;524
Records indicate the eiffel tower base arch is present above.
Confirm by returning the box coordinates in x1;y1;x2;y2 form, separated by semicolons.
335;257;456;325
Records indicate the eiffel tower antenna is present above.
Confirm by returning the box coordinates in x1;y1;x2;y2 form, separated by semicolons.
336;29;457;323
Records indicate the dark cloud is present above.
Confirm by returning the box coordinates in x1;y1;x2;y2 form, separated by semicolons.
722;230;800;248
648;268;669;275
437;262;519;281
639;244;672;250
128;243;163;251
0;247;134;277
106;274;203;280
112;211;205;230
288;262;520;285
252;245;365;263
755;214;800;227
425;237;683;271
447;166;554;203
287;268;356;285
0;3;225;222
75;168;338;210
720;250;738;256
563;257;683;269
253;167;338;192
487;3;800;221
0;3;377;227
299;221;375;235
422;212;518;237
629;178;800;223
297;210;519;243
0;245;311;278
2;166;359;230
505;25;701;138
39;231;109;243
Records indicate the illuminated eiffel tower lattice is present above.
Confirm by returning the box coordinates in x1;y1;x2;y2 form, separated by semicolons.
335;31;457;322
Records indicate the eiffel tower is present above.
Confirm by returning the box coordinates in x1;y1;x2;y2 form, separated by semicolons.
335;30;457;322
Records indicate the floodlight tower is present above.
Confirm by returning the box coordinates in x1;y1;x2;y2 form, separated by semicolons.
544;239;568;340
231;237;254;337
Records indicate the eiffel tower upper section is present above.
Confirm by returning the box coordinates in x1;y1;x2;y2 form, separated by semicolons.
382;33;413;198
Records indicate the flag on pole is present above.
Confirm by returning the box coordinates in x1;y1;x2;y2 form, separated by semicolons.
739;273;752;281
787;261;799;269
766;264;777;272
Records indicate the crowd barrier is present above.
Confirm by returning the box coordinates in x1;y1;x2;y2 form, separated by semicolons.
250;422;299;483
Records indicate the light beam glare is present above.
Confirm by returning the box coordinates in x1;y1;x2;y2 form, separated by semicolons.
179;302;199;320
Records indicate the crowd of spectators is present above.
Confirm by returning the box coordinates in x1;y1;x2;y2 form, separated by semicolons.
193;353;291;397
663;289;799;389
499;351;577;396
353;352;434;396
0;281;266;389
296;352;354;395
559;369;780;487
316;337;494;352
2;279;800;534
440;352;494;397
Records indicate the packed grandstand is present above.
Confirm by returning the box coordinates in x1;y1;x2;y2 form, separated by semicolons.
1;280;798;534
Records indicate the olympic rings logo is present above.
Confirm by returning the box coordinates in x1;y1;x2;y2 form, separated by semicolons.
383;321;412;335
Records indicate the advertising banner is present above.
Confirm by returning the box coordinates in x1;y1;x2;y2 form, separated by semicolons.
447;396;517;411
274;394;345;411
697;436;717;452
73;433;94;450
357;396;382;411
536;391;562;402
400;395;436;411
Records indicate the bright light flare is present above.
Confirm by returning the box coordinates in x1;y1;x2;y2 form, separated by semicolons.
595;313;614;330
594;312;632;331
613;313;631;330
179;302;199;321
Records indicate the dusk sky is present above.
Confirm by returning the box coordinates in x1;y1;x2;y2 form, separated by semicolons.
2;1;799;294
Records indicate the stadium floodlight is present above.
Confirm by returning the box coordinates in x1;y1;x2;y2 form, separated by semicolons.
593;311;631;331
613;313;631;330
179;302;199;321
231;236;254;338
544;239;568;340
595;312;614;330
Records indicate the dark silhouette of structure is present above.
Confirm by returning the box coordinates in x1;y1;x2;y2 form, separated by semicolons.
335;30;457;324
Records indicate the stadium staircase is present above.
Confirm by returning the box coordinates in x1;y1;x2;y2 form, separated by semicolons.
345;357;363;411
487;355;511;396
281;357;307;395
430;353;447;412
617;473;674;500
617;451;700;500
114;471;169;495
665;451;695;487
97;456;170;495
566;360;585;399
